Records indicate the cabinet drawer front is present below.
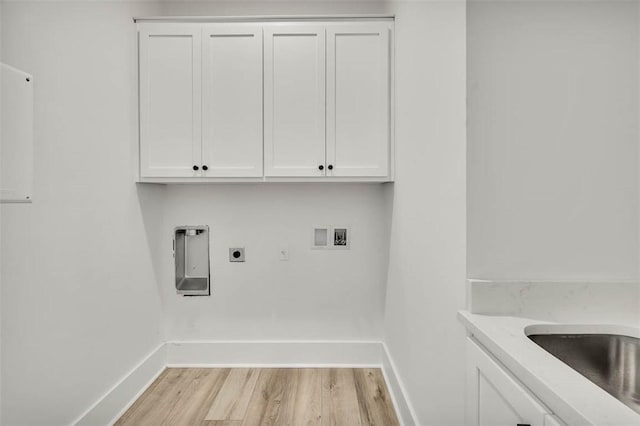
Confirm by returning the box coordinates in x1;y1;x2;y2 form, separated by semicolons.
139;26;202;177
264;25;326;177
202;25;263;177
326;23;390;178
467;338;550;426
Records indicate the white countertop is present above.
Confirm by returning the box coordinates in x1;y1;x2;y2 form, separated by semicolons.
458;311;640;426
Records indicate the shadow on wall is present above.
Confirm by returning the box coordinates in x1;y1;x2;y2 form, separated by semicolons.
136;183;168;325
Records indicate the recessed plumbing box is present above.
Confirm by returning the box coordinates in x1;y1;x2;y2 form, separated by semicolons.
229;247;245;262
332;226;350;249
174;226;210;296
312;226;350;249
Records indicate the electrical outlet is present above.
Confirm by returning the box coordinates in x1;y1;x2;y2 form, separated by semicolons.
229;247;245;262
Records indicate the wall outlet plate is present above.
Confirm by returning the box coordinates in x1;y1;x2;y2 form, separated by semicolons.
229;247;245;262
332;226;350;249
311;226;351;250
312;226;330;249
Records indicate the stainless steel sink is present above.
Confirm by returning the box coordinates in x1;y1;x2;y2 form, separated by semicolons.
528;333;639;414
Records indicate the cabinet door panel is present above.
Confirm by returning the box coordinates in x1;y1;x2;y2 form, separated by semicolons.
478;372;523;426
327;24;390;177
202;25;263;177
264;26;326;177
466;338;549;426
139;26;201;177
544;415;567;426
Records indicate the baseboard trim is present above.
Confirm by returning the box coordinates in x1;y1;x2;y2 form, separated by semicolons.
382;342;419;426
73;343;167;426
74;340;414;426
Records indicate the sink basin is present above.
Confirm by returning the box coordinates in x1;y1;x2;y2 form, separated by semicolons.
528;331;639;414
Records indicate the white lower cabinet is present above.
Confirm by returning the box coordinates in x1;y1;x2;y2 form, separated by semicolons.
466;337;563;426
544;415;567;426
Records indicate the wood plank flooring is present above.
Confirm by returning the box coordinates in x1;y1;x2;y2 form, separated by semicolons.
116;368;399;426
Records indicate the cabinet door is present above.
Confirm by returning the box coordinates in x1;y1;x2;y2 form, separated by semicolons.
466;338;549;426
326;24;390;177
264;25;326;177
544;415;566;426
139;26;202;177
202;25;263;177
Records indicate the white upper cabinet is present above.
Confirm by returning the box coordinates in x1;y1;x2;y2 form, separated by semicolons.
326;24;390;177
202;25;263;177
139;26;202;178
263;25;326;177
137;19;394;182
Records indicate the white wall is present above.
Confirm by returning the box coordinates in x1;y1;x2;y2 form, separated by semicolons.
159;184;391;341
0;2;165;424
467;0;640;281
383;1;467;425
157;0;392;17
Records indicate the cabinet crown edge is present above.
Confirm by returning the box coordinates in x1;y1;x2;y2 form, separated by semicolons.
133;15;395;23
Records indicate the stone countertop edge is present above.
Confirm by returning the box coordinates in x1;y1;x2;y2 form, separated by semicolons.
457;311;640;426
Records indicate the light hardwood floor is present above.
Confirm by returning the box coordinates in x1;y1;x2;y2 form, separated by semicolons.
115;368;400;426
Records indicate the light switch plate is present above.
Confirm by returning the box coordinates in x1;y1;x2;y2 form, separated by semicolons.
279;245;289;261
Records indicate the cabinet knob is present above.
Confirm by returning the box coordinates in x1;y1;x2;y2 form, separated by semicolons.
202;165;208;171
318;165;324;171
193;165;199;171
328;164;334;170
